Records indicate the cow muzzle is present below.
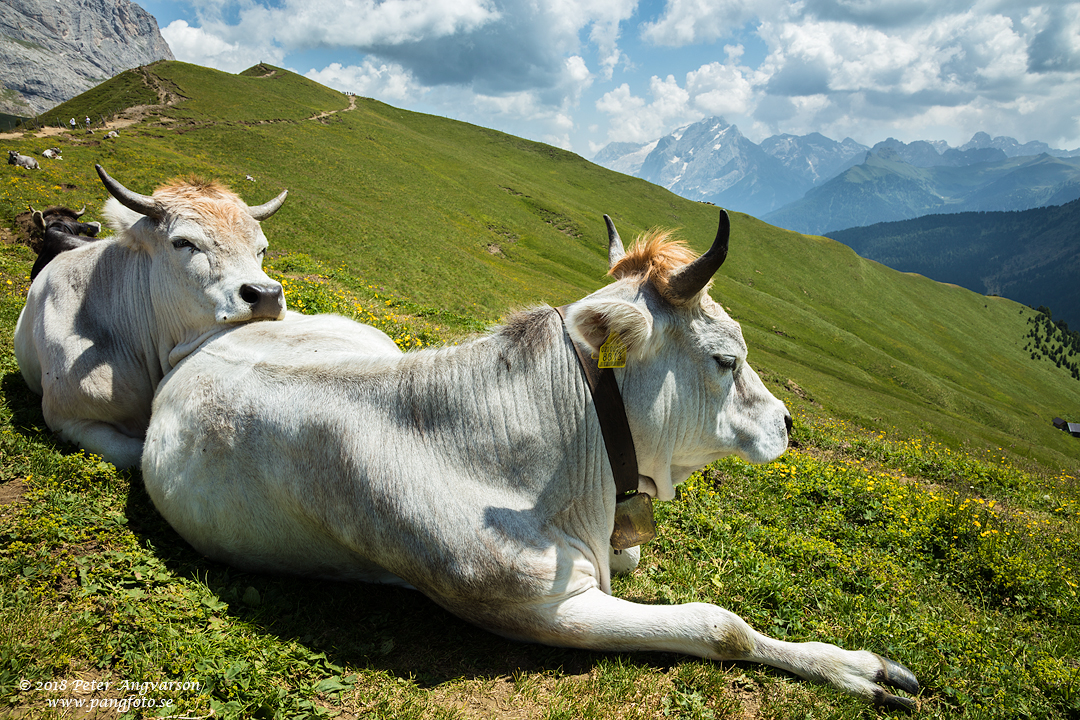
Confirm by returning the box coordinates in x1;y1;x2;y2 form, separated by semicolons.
240;283;286;320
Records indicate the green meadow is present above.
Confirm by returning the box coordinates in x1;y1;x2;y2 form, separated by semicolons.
0;62;1077;718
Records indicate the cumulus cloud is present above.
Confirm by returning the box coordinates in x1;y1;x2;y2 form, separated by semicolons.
798;0;976;30
685;48;758;116
159;0;641;151
161;20;282;73
640;0;776;46
747;2;1080;144
158;0;1080;155
304;61;422;104
1027;4;1080;72
233;0;499;48
166;0;633;98
596;74;697;142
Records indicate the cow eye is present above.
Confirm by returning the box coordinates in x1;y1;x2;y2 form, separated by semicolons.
714;355;737;372
172;238;197;253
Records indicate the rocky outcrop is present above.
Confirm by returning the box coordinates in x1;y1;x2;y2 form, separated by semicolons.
0;0;173;116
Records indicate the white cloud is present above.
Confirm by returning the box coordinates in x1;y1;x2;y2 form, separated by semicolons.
596;75;697;143
596;83;645;116
156;0;1080;155
685;48;758;117
232;0;500;48
162;20;280;73
304;62;422;104
566;56;593;88
166;0;634;99
640;0;782;46
739;3;1080;145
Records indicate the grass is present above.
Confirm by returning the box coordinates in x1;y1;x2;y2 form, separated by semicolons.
0;245;1077;719
0;61;1078;718
1;333;1077;717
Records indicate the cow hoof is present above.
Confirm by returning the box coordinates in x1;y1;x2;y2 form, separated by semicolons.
874;654;919;712
876;692;917;713
875;654;920;694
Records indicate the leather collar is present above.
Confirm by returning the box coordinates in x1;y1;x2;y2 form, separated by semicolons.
554;305;639;498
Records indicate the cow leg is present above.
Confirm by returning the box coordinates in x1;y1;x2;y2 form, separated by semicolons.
608;546;640;575
55;419;144;470
521;588;919;710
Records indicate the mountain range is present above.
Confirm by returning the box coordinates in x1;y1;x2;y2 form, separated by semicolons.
592;119;868;219
766;149;1080;235
593;119;1080;235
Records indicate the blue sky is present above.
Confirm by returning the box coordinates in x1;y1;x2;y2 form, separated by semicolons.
135;0;1080;157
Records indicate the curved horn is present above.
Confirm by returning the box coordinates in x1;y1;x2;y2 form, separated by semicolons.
604;214;626;269
75;205;86;217
247;189;288;221
95;164;161;219
665;209;730;303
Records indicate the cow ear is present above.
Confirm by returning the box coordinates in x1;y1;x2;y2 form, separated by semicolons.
564;298;653;359
101;197;147;250
32;211;45;231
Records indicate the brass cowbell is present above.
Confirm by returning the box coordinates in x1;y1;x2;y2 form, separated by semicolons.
610;492;656;550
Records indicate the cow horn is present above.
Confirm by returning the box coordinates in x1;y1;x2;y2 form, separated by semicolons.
95;164;162;219
247;189;288;221
30;206;44;230
75;206;86;217
604;214;626;269
665;209;730;303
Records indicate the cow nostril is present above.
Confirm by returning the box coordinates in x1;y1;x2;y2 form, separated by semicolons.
240;283;284;318
784;413;793;435
240;284;262;305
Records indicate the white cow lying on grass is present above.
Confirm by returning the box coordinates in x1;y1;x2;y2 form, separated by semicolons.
14;165;288;469
142;211;920;710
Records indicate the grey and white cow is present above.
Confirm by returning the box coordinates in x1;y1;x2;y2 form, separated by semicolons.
8;150;39;169
14;165;288;469
142;212;920;710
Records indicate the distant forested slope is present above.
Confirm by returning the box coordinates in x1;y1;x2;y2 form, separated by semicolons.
767;152;1080;235
826;199;1080;328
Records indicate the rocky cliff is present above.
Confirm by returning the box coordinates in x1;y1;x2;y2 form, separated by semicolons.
0;0;173;117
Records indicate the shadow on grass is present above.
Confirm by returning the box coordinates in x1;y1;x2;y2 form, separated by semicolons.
2;372;49;439
120;473;683;690
0;369;686;687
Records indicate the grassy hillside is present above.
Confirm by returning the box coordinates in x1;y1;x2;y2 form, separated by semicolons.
0;62;1078;719
7;62;1079;471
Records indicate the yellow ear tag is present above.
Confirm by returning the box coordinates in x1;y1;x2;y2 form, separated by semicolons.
596;331;628;369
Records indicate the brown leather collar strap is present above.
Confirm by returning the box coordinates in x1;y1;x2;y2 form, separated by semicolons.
555;305;639;498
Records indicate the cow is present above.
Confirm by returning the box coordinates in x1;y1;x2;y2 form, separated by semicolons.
14;164;289;469
8;150;39;169
42;148;62;159
141;211;920;710
28;206;104;280
104;130;119;139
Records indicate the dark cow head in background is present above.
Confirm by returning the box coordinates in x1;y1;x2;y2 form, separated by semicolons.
29;206;104;280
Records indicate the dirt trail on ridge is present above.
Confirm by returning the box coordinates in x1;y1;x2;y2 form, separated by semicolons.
1;67;357;141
